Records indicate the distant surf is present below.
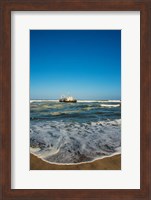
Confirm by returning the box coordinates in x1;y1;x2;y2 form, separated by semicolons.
30;99;121;103
30;100;121;164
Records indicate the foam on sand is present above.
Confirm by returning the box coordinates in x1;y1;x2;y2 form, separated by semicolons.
30;119;121;164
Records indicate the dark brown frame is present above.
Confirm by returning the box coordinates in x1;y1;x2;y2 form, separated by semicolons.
0;0;151;199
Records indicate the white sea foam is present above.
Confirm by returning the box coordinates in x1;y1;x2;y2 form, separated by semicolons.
77;100;121;103
30;99;121;103
107;100;121;102
30;119;121;164
100;104;121;108
30;100;58;103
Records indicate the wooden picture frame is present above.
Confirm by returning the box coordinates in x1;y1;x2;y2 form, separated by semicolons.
0;0;151;199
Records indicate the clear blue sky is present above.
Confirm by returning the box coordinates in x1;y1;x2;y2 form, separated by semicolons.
30;30;121;100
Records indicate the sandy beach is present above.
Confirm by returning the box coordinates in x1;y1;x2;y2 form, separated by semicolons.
30;153;121;170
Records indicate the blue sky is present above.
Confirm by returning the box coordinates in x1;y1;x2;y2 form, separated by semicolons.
30;30;121;100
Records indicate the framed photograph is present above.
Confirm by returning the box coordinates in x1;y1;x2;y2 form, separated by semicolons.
30;29;121;170
1;0;151;199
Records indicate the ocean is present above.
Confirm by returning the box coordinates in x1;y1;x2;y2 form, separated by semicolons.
30;100;121;164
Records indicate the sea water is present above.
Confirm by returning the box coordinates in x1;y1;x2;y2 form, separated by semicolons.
30;100;121;164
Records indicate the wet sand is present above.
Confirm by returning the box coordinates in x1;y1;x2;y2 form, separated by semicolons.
30;153;121;170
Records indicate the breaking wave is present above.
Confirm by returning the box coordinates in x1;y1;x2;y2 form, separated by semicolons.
100;104;120;108
30;100;121;164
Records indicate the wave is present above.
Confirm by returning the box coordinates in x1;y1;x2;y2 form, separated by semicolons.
50;111;62;116
95;119;121;126
30;100;58;103
77;100;121;103
30;119;121;164
107;100;121;103
100;104;120;108
30;99;121;103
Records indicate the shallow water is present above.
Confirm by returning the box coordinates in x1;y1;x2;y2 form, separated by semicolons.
30;100;121;164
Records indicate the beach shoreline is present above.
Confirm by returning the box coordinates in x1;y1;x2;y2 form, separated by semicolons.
30;153;121;170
